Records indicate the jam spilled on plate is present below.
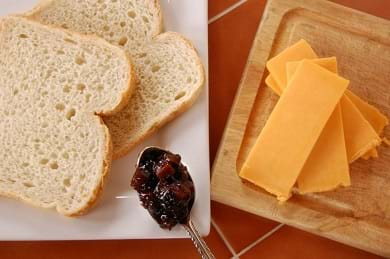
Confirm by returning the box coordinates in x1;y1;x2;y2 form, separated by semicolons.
131;148;195;230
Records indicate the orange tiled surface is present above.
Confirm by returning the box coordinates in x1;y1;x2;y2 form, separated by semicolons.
212;201;279;252
240;226;382;259
0;1;389;258
208;0;241;18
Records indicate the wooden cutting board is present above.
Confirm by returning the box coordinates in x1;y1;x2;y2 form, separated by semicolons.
210;0;390;256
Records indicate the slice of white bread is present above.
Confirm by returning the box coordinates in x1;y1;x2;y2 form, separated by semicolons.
27;0;205;158
0;16;134;216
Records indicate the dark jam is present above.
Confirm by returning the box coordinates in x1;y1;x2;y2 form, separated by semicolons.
131;148;195;230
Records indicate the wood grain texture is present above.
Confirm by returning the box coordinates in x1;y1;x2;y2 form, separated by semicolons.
210;0;390;257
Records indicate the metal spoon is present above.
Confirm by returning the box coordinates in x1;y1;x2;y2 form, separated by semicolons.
133;147;215;259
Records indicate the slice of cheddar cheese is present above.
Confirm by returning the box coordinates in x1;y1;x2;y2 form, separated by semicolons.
286;59;384;162
266;57;337;97
239;61;349;201
266;39;317;87
285;59;350;193
265;75;282;95
345;91;389;134
345;91;389;159
285;57;338;80
297;105;350;193
340;96;382;162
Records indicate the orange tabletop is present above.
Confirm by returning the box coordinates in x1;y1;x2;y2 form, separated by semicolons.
1;1;389;258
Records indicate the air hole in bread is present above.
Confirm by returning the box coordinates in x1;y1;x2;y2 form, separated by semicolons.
51;153;58;159
103;25;110;32
109;32;114;37
39;102;45;108
57;49;65;55
45;70;53;79
7;178;15;184
118;36;128;46
34;144;40;150
61;24;68;29
42;122;48;128
187;77;192;83
13;89;18;95
63;85;71;93
62;152;69;160
63;178;71;187
55;103;65;111
42;91;48;96
138;53;147;58
151;65;160;73
127;10;136;18
66;108;76;120
77;83;86;92
23;182;35;188
145;59;150;65
178;65;184;71
50;162;59;170
75;56;86;65
40;158;49;165
22;162;29;167
80;174;86;180
120;21;126;27
97;85;104;91
64;38;77;45
142;16;149;23
175;91;186;101
19;34;28;38
85;93;91;103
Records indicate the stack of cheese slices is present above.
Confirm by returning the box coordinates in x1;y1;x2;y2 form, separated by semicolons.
239;39;388;201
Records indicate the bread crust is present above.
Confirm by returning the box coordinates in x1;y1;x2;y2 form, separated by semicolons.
67;117;113;216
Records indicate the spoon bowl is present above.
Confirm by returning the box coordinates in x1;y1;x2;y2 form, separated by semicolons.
132;146;215;258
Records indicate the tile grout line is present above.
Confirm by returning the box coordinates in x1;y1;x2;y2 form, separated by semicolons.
236;223;285;257
211;218;238;257
208;0;248;24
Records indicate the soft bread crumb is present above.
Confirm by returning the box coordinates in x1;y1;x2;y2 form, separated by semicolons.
0;16;133;216
27;0;205;159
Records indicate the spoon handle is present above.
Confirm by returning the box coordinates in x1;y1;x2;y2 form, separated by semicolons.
183;219;215;259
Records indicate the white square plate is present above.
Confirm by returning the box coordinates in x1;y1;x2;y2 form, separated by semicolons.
0;0;210;240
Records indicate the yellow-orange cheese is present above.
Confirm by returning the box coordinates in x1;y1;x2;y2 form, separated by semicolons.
340;96;382;162
286;59;383;162
265;75;282;95
297;105;350;193
345;91;389;159
286;57;337;80
239;61;349;201
266;39;317;87
285;59;350;193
